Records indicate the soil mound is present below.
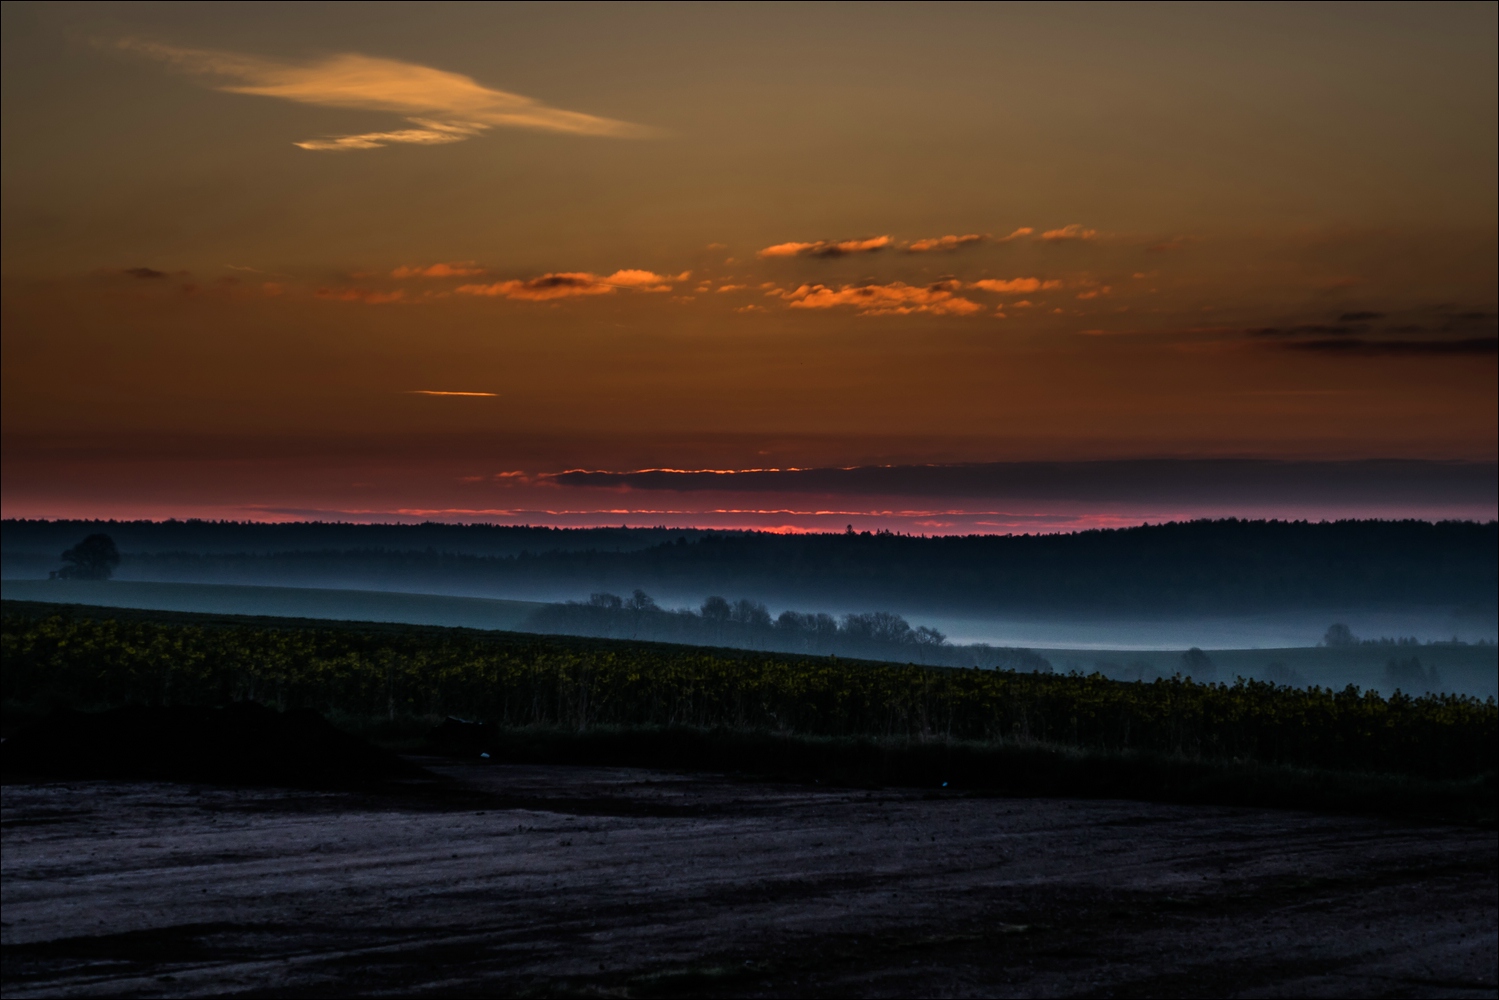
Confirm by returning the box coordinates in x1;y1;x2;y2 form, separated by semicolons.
2;703;415;788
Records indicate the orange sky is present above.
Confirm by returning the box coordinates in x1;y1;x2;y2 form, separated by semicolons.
2;3;1494;526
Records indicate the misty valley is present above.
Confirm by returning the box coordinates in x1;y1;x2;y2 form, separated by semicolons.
4;518;1495;700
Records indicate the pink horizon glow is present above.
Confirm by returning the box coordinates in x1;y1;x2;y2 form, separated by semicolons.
5;499;1492;535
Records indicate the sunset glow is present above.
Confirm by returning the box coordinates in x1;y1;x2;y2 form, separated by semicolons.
2;4;1494;528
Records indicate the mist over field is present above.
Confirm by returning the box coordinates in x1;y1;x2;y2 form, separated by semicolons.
6;517;1494;698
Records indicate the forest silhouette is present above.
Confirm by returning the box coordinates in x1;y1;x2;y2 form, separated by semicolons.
7;518;1494;615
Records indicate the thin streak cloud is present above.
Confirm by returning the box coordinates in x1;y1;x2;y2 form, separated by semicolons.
405;390;498;397
906;234;986;253
391;263;485;278
455;269;683;301
118;40;652;150
1282;338;1498;356
1039;224;1098;242
970;277;1063;294
757;236;892;258
781;280;983;316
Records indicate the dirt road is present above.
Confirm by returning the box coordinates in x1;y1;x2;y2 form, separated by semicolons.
3;761;1494;997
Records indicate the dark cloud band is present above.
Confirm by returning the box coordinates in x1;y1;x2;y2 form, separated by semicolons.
547;459;1498;506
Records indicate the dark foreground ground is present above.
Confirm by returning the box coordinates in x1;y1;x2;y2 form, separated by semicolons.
2;763;1495;999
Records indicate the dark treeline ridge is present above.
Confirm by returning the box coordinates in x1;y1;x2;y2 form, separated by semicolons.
6;518;1494;613
1;519;705;557
3;603;1493;782
525;591;1053;670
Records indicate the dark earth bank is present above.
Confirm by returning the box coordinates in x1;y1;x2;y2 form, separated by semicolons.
2;703;416;789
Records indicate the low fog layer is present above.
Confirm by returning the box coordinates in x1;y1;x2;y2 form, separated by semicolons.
920;608;1496;651
6;579;1493;701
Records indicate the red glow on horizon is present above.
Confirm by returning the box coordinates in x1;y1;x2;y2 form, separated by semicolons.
5;500;1491;536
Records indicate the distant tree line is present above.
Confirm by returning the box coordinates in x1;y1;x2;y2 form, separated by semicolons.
523;591;1053;671
1322;623;1488;648
9;519;1495;614
4;519;701;558
1384;656;1443;693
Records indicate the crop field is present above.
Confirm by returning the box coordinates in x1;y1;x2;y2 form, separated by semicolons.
4;602;1494;783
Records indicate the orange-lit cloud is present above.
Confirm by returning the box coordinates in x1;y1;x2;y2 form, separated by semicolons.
454;269;681;300
391;262;485;278
998;227;1034;242
716;284;747;292
970;277;1062;294
757;236;892;258
1039;224;1098;242
907;233;986;253
781;280;983;316
609;269;689;289
119;41;652;150
1076;286;1112;300
405;390;498;396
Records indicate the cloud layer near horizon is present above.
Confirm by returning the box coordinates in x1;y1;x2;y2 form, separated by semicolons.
543;459;1499;508
118;40;651;149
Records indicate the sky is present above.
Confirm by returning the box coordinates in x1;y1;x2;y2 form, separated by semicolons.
2;2;1495;531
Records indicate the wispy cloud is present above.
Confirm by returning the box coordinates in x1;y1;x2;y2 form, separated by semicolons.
406;390;498;396
118;40;651;151
1039;224;1098;242
969;277;1062;294
1283;338;1497;355
1241;307;1497;356
998;227;1034;242
906;234;986;253
757;236;892;258
780;280;982;316
391;262;484;278
1145;236;1196;253
316;287;406;304
454;269;682;301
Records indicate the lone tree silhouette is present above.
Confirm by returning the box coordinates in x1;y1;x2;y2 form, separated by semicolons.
1323;623;1358;647
52;534;120;581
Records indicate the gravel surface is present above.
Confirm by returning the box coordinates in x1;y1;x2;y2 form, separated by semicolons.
3;760;1495;997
